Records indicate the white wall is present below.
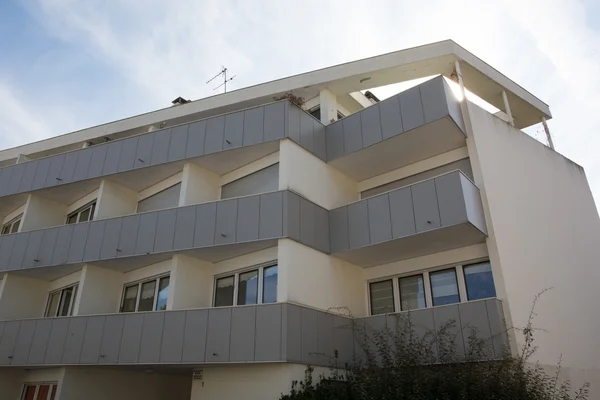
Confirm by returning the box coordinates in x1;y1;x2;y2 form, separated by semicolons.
278;239;366;317
170;254;213;309
138;172;182;202
0;273;49;320
190;363;329;400
179;163;220;206
2;204;26;226
21;194;67;231
220;151;279;187
77;264;123;315
60;367;190;400
95;180;137;219
0;369;25;399
279;139;357;209
67;190;99;215
212;247;278;276
467;103;600;375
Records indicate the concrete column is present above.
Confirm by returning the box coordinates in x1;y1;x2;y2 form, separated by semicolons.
95;179;138;219
319;89;338;125
21;194;68;231
76;264;123;315
179;163;221;206
16;154;30;164
502;90;515;126
0;273;48;319
170;254;213;310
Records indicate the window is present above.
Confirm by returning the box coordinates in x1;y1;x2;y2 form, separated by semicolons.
137;183;181;213
1;214;22;235
120;275;170;312
308;106;344;121
45;285;78;317
369;280;395;315
21;383;58;400
66;201;96;224
463;262;496;301
430;269;460;306
399;274;426;311
214;263;278;307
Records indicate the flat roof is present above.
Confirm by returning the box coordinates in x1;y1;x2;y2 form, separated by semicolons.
0;39;550;163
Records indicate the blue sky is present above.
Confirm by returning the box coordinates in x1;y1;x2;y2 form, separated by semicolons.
0;0;599;203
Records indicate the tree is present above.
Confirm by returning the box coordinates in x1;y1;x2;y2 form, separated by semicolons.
281;291;589;400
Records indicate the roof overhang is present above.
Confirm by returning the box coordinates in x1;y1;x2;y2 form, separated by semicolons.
0;39;550;163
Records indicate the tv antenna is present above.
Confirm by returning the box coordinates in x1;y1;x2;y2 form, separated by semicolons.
206;66;236;94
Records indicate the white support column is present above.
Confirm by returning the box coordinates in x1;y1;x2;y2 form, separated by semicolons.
454;60;467;101
319;89;338;125
541;117;555;150
501;90;515;127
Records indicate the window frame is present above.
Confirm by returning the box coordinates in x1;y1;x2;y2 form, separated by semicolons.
429;268;461;307
213;261;278;307
1;214;22;235
369;279;396;315
366;259;494;316
21;382;58;400
119;273;170;313
65;200;97;225
44;284;79;318
462;261;497;301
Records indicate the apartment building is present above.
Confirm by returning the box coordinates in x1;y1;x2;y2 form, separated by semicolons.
0;40;598;400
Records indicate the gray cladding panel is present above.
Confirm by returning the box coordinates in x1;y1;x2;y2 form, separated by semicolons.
389;188;417;238
229;306;256;361
194;202;217;247
102;141;123;176
7;163;25;195
411;180;441;232
173;206;196;250
205;308;231;362
27;319;53;365
73;149;92;182
367;195;392;244
31;158;51;190
301;307;319;364
299;199;315;249
88;145;108;178
347;201;370;248
214;200;237;245
167;126;187;162
379;95;403;140
205;116;225;154
0;235;16;271
62;317;87;364
0;321;20;365
283;192;300;241
117;215;140;257
255;304;282;361
243;107;264;146
38;228;59;267
83;220;106;262
45;156;65;187
182;310;208;362
284;304;302;362
342;113;363;155
433;305;465;360
259;192;283;239
314;205;330;253
134;134;155;168
118;313;144;363
299;112;314;153
44;318;70;364
435;172;468;227
223;111;244;149
154;209;177;253
135;212;158;255
0;168;12;197
360;104;383;148
9;232;29;270
329;207;349;252
160;311;185;363
150;129;171;165
67;223;89;263
117;137;138;172
313;120;326;161
138;312;165;363
286;103;301;143
185;121;205;158
399;86;425;131
419;77;448;123
458;301;493;358
80;316;105;364
316;311;335;363
325;121;344;160
12;320;36;365
236;196;260;242
22;230;44;269
264;102;286;141
486;300;508;357
408;308;436;355
52;226;74;265
99;315;124;363
100;218;122;259
60;152;79;183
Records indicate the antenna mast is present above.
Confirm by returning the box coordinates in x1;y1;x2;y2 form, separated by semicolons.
206;66;236;94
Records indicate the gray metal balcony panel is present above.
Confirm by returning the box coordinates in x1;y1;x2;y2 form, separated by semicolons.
325;76;466;181
330;171;487;267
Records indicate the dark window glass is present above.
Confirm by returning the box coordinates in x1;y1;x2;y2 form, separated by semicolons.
215;276;234;307
237;270;258;305
138;280;156;311
464;262;496;300
430;269;460;306
399;275;426;311
156;276;170;310
309;107;321;120
58;286;74;316
262;265;278;304
370;280;395;315
45;292;61;317
121;284;139;312
66;214;78;224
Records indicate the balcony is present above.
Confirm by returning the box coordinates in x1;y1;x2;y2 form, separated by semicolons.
0;299;506;368
0;100;324;221
0;191;329;280
325;76;466;181
330;171;487;267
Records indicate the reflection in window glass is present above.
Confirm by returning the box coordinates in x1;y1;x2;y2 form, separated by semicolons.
399;275;426;311
430;269;460;306
215;276;235;307
138;280;157;311
263;265;278;303
237;270;258;305
370;280;395;315
156;276;170;310
464;262;496;300
121;284;139;312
